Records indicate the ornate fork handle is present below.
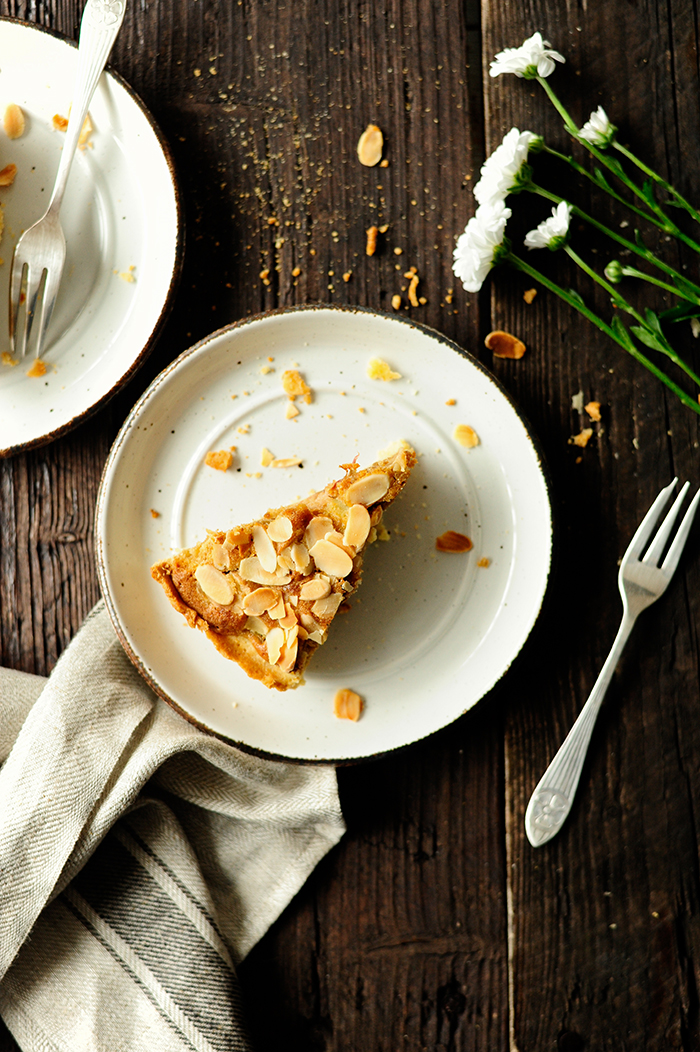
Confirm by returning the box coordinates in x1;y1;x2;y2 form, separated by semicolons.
47;0;127;216
524;612;636;847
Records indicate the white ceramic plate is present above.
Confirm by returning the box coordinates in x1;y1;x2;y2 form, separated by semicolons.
0;19;182;456
96;306;553;763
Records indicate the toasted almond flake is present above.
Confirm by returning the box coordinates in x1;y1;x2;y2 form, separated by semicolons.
260;446;275;467
367;357;401;381
366;225;378;256
266;626;285;665
211;542;231;571
253;524;277;573
344;472;390;506
300;576;332;600
569;427;593;448
436;530;473;553
343;503;371;549
357;123;383;166
244;615;268;637
194;564;234;605
238;556;291;586
267;594;286;620
310;539;353;578
304;516;334;548
277;636;299;672
454;424;479;449
285;402;300;419
334;688;364;721
291;542;312;573
3;104;24;139
205;449;233;471
270;456;303;469
300;612;323;632
281;368;312;403
485;329;527;360
279;610;298;630
308;629;326;644
312;592;344;619
0;163;16;187
585;401;602;422
242;587;277;616
267;515;293;543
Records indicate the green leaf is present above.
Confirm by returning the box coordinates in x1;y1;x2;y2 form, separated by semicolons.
643;308;663;334
593;167;615;193
641;177;657;207
611;314;634;348
566;288;586;308
630;325;665;352
634;228;647;249
660;304;700;324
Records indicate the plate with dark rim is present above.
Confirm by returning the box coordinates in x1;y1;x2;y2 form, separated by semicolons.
96;305;552;763
0;18;183;456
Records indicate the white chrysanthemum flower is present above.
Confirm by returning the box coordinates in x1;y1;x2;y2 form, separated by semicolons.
453;200;512;293
579;106;616;147
474;128;537;208
489;31;565;79
524;201;573;250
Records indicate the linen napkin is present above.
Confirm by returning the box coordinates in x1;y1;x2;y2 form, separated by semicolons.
0;602;345;1052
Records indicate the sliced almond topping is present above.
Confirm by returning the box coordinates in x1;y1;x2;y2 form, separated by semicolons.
210;542;231;571
291;542;311;573
310;539;354;578
253;524;278;573
267;594;286;620
436;530;473;553
296;624;309;641
370;505;383;526
343;504;371;549
334;688;364;721
276;548;296;571
284;623;299;645
308;629;326;644
300;612;323;632
194;564;234;606
242;587;277;616
238;556;291;586
266;626;285;665
311;592;344;619
277;636;299;672
279;609;298;630
300;576;332;600
244;615;269;637
454;424;480;449
267;515;293;543
304;516;334;548
344;472;390;506
3;103;24;139
357;123;383;166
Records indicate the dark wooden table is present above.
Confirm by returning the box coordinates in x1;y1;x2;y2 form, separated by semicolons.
2;1;700;1049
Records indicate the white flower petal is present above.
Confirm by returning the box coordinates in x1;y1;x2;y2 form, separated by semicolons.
579;105;615;146
490;31;565;79
453;201;512;292
524;201;572;250
474;127;536;207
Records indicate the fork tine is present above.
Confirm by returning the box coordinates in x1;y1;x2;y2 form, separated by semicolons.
660;487;700;578
623;478;678;564
643;481;690;565
9;259;28;358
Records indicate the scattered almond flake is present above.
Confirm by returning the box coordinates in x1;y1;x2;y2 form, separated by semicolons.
237;424;251;434
260;364;274;374
445;398;456;406
2;351;17;366
205;449;233;471
285;402;300;419
454;424;479;449
333;688;364;721
26;358;47;378
0;163;16;187
436;530;473;553
342;271;352;282
260;447;275;467
477;557;491;568
569;428;593;448
52;113;69;132
3;104;24;139
281;368;312;403
585;400;602;422
366;225;378;256
523;288;538;304
485;330;526;359
571;389;584;412
407;272;420;307
357;123;383;166
367;357;401;381
150;509;161;519
270;456;303;469
391;294;402;310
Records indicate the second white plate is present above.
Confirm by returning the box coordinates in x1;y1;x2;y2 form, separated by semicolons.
97;306;552;763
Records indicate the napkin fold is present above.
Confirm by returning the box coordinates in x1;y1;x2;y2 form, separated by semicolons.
0;603;345;1052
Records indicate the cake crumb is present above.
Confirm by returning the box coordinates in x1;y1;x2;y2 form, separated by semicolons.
334;688;364;721
1;351;17;367
0;164;17;187
585;400;602;422
282;368;313;404
523;288;537;304
569;428;593;448
26;358;47;378
445;398;456;406
150;509;161;519
367;357;401;381
477;557;491;568
285;402;300;419
205;449;234;471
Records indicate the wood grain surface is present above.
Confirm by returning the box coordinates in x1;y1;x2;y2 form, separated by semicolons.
1;0;700;1049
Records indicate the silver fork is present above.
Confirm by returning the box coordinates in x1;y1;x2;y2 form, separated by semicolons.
9;0;127;359
525;478;700;848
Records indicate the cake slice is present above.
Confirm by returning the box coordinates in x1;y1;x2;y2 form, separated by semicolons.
151;442;416;690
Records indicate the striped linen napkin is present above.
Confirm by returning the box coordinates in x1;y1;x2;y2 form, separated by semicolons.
0;602;345;1052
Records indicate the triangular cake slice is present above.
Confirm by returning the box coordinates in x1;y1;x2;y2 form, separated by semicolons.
151;442;416;690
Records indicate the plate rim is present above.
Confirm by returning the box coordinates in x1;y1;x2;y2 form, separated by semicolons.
0;15;185;458
96;303;554;765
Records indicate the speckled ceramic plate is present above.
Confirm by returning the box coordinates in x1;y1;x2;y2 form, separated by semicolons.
0;18;182;456
96;305;553;764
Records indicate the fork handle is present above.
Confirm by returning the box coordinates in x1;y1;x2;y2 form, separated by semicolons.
524;611;637;847
47;0;127;215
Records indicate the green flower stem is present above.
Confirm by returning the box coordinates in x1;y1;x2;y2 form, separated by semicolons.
616;264;696;302
506;251;700;416
528;182;700;302
613;140;700;227
541;144;662;228
564;246;700;388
